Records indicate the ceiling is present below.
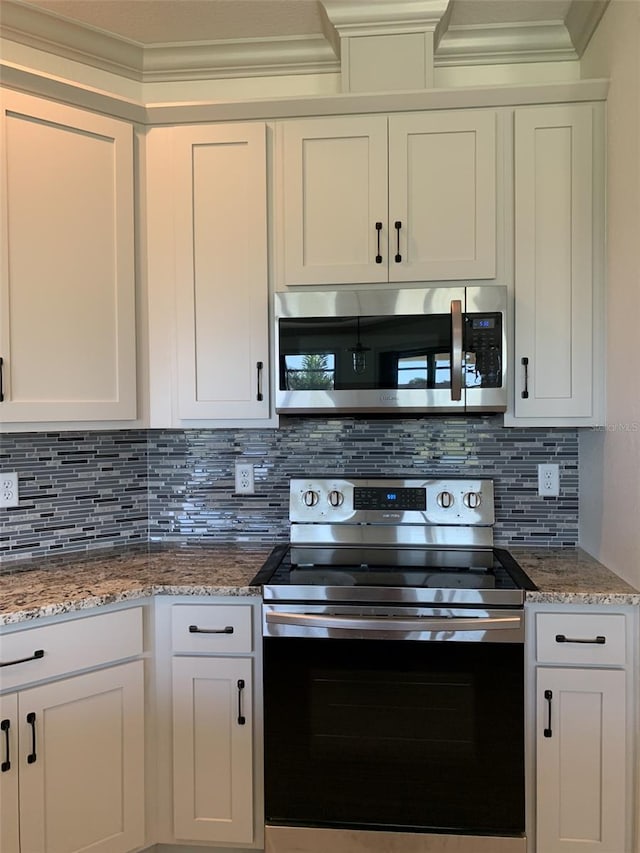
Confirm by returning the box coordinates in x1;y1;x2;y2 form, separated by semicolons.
0;0;609;82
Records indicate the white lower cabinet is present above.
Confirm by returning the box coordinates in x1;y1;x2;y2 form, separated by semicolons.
0;608;145;853
531;606;636;853
172;656;254;844
536;667;626;853
168;601;260;847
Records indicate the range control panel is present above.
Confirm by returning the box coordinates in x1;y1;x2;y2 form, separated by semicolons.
290;478;494;526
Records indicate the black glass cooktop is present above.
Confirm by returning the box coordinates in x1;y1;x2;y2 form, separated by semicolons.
251;544;536;597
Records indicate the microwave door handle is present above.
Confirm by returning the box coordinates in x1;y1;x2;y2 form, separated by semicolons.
451;299;463;402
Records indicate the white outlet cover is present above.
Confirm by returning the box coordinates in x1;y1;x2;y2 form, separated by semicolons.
0;472;19;507
537;464;559;497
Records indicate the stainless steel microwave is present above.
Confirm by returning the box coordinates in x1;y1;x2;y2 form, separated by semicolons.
275;286;507;415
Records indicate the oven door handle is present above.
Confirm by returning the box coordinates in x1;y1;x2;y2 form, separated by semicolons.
265;612;521;632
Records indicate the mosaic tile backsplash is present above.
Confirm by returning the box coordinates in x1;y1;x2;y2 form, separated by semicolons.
1;417;579;564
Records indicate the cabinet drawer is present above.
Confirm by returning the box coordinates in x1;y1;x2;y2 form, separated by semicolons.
0;607;143;691
536;612;626;665
172;604;253;654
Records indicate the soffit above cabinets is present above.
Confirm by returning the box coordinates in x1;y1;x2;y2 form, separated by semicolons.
1;0;609;83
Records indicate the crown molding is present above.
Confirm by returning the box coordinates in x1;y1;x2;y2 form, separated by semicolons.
436;21;577;66
0;0;608;84
0;0;142;79
141;36;338;82
565;0;609;55
0;1;338;82
321;0;450;36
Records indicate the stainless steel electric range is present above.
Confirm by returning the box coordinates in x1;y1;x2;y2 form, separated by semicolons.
253;478;537;853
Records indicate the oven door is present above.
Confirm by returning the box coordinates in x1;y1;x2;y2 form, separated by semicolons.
263;613;525;840
274;286;506;414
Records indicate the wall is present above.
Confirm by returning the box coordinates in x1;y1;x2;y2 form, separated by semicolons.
1;418;579;565
579;0;640;588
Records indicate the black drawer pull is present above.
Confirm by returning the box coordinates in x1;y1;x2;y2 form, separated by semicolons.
555;634;606;645
521;356;529;399
394;220;402;263
0;649;45;668
188;625;234;635
543;690;553;738
237;678;246;725
1;719;10;772
375;221;383;263
27;712;37;764
256;361;264;402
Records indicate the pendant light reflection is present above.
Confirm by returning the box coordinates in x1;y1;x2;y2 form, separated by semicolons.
349;317;371;375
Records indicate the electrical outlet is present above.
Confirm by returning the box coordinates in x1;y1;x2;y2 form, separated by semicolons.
0;472;19;508
235;462;255;495
538;463;559;497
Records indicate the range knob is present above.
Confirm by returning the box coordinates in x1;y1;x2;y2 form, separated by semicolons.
437;491;454;508
328;490;344;507
303;490;319;507
463;491;482;509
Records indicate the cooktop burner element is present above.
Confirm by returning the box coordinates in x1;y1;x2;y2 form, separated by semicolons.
252;478;537;606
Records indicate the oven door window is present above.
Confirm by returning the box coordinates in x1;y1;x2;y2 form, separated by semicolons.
264;637;524;836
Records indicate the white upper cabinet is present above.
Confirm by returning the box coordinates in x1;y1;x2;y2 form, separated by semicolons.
280;115;389;286
508;103;605;426
278;110;497;287
171;123;270;421
388;110;496;282
0;89;137;424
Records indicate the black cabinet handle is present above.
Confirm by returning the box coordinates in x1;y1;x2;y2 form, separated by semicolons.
188;625;234;635
543;689;553;738
1;719;10;772
237;678;246;725
256;361;264;402
0;649;45;668
375;221;383;263
0;356;4;403
555;634;606;645
394;221;402;262
521;357;529;399
27;712;37;764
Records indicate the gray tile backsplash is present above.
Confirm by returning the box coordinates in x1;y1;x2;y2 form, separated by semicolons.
0;431;149;562
1;416;579;564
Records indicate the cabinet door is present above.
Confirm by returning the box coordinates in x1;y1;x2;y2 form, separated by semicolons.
172;656;253;844
0;694;19;853
18;661;145;853
536;667;627;853
281;115;389;285
514;104;596;419
0;90;136;423
388;110;496;282
174;123;269;419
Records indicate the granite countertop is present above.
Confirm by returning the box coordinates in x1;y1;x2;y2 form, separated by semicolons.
1;543;638;626
0;544;271;626
511;548;640;605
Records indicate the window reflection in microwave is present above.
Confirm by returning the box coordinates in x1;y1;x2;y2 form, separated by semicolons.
283;353;336;390
396;353;451;389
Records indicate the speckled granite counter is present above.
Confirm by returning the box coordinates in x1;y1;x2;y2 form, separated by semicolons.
513;548;640;605
1;543;638;626
0;544;271;625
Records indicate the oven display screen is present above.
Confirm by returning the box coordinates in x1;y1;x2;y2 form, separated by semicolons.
354;487;426;510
